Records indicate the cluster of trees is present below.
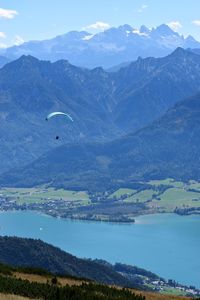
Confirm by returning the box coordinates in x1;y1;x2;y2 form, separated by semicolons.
0;274;145;300
114;264;162;282
0;262;51;277
174;207;200;215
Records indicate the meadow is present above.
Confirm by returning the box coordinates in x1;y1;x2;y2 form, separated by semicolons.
1;178;200;216
0;187;90;205
108;179;200;213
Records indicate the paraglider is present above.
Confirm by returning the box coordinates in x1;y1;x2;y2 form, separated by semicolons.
46;112;73;122
46;111;73;140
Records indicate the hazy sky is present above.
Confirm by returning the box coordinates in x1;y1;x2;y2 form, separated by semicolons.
0;0;200;47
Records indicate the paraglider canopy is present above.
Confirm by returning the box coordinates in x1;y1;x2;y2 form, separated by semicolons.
46;112;73;122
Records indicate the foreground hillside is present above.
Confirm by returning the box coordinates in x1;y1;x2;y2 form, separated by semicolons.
1;48;200;172
3;92;200;191
0;254;198;300
0;258;197;300
0;236;198;297
0;271;144;300
0;271;192;300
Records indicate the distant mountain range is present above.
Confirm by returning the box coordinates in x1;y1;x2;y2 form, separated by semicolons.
1;48;200;174
2;91;200;190
1;24;200;68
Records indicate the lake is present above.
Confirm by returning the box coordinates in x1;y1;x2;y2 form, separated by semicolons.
0;211;199;288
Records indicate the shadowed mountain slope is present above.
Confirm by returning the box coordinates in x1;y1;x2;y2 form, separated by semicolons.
1;48;200;173
2;92;200;190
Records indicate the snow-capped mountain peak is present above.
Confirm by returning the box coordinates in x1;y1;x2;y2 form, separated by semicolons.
1;23;199;68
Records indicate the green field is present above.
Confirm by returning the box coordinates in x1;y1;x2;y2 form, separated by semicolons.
0;188;90;205
109;188;137;199
188;180;200;191
124;189;158;203
111;178;200;212
160;287;187;296
148;179;185;188
152;187;200;210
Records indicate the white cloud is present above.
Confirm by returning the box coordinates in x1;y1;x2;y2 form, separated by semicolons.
83;21;110;31
0;8;18;19
192;20;200;26
138;4;148;13
0;42;7;48
167;21;182;32
14;35;24;46
0;32;6;39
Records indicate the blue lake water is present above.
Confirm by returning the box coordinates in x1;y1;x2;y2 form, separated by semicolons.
0;211;199;288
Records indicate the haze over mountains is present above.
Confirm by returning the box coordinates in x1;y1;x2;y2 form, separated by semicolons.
1;23;200;187
1;24;200;68
1;48;200;175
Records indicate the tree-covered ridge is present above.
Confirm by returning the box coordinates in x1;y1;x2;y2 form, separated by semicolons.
0;236;136;288
0;236;163;290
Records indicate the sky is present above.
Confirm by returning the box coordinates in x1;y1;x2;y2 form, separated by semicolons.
0;0;200;47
